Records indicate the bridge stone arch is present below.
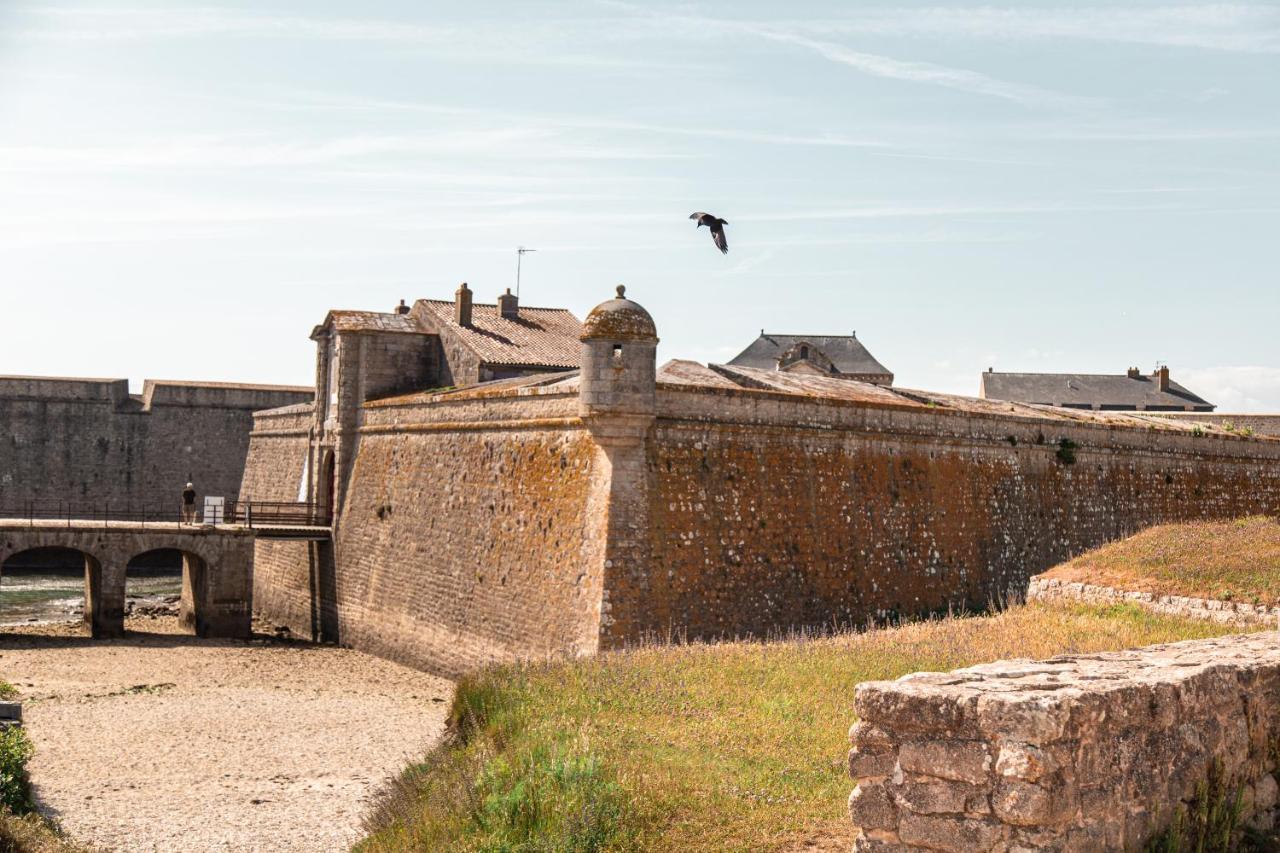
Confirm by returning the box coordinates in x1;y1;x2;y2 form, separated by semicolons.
0;523;254;639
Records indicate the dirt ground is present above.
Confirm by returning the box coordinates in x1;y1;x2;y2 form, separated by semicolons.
0;617;452;852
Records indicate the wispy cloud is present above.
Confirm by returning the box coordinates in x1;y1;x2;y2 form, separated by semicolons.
741;26;1093;109
18;6;697;71
790;6;1280;54
0;129;690;173
598;3;1092;109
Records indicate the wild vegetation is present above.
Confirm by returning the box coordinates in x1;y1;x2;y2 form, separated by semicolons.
1044;515;1280;605
359;602;1253;852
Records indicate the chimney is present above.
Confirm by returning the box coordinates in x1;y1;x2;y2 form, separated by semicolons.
454;282;472;326
395;299;410;316
1127;366;1140;379
498;287;518;320
1155;364;1170;391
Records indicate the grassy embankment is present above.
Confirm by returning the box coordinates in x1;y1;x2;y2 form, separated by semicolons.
1042;515;1280;605
358;602;1255;852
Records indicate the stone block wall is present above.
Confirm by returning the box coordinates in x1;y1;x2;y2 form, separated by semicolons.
1146;412;1280;438
0;376;311;508
238;403;317;635
243;387;609;674
1028;576;1280;627
847;633;1280;851
619;385;1280;645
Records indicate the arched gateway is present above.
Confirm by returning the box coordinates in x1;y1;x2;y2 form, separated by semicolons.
0;523;256;638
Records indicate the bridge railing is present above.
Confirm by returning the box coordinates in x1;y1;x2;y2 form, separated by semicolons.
0;499;330;528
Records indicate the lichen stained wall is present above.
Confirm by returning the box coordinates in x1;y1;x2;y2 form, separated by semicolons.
619;385;1280;644
329;389;607;676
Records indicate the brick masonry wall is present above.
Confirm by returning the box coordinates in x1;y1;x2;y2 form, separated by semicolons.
0;378;311;508
847;633;1280;851
620;386;1280;644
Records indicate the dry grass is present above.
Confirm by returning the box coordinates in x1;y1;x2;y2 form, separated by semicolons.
358;602;1254;852
0;812;86;853
1043;516;1280;605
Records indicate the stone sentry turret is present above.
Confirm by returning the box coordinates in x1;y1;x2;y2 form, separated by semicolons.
578;285;658;643
578;284;658;432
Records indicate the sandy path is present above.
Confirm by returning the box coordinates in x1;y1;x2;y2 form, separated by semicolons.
0;618;452;852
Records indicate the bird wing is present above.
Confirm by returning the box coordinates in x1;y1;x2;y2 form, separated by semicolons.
689;212;707;221
710;223;728;254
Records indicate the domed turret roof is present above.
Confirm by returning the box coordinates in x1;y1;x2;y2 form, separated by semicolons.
580;285;658;342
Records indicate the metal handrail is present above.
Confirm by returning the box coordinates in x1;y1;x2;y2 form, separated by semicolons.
0;499;330;528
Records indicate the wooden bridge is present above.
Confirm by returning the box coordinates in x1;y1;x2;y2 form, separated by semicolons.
0;501;330;638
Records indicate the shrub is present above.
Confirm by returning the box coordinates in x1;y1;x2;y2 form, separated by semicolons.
0;726;33;815
1056;438;1078;465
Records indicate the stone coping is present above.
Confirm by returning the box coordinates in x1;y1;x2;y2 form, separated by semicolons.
1028;575;1280;627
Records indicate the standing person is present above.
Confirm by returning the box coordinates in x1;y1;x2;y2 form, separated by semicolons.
181;481;197;523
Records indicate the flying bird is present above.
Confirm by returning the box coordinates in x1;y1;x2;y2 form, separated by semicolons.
689;212;729;254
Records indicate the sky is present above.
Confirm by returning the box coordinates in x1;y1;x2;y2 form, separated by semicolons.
1;2;1278;410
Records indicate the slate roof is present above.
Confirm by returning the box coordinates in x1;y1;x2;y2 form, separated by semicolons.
980;371;1215;411
415;300;582;368
729;333;893;378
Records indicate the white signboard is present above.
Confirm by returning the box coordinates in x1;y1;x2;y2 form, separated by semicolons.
203;496;226;525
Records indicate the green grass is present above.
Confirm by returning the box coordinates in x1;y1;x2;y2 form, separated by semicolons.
358;602;1253;852
0;684;16;702
1045;515;1280;605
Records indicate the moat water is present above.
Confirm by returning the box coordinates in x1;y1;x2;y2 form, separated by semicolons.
0;568;182;626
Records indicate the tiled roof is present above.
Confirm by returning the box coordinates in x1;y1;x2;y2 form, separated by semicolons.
416;300;582;368
980;372;1214;410
729;333;893;378
323;310;421;333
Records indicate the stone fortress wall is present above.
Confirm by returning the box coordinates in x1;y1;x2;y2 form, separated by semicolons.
847;632;1280;851
1146;411;1280;437
0;376;312;509
240;287;1280;674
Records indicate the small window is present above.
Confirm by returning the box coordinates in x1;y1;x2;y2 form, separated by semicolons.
612;344;623;364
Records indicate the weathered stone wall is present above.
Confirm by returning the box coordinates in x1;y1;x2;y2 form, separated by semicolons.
0;376;311;508
847;632;1280;851
1028;576;1280;626
238;403;318;635
246;388;609;674
616;386;1280;644
1146;412;1280;438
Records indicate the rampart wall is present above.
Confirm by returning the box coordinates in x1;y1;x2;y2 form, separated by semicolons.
603;386;1280;645
1146;412;1280;437
847;632;1280;851
243;377;1280;675
0;376;311;508
244;389;609;674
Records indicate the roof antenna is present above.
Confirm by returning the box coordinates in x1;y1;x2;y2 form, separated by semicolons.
515;246;537;298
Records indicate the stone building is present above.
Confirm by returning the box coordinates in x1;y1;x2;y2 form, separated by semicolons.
980;365;1214;412
729;332;893;385
241;286;1280;676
